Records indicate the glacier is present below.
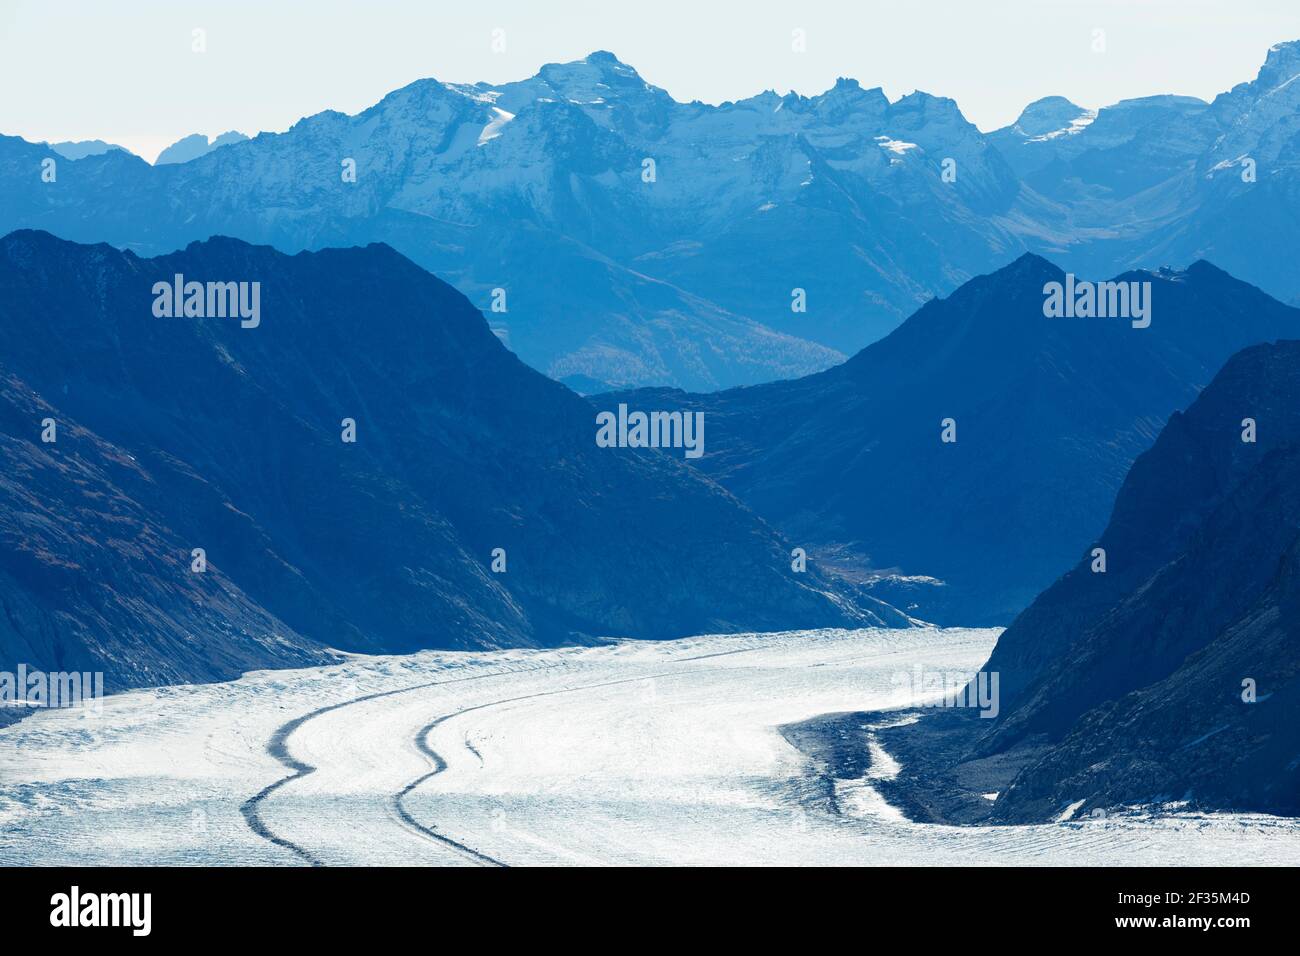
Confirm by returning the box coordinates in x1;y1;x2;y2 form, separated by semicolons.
3;626;1297;866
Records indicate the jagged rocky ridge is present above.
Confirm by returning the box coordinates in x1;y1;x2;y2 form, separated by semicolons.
154;131;250;166
5;42;1300;389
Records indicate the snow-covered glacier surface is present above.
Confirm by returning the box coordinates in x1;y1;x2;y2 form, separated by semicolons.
3;627;1298;866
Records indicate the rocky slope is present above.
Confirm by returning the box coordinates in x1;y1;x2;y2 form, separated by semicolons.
979;341;1300;820
0;230;900;693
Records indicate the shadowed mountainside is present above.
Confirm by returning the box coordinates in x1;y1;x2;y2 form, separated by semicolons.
0;230;902;693
614;254;1298;625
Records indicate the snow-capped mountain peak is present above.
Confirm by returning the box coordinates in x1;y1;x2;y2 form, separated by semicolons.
1258;38;1300;90
1006;96;1095;139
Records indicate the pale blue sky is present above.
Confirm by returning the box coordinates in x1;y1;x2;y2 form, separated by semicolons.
3;0;1298;161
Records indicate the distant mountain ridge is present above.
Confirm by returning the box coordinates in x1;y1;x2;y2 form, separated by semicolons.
613;254;1300;625
5;41;1300;389
0;229;901;695
46;139;131;161
155;131;250;165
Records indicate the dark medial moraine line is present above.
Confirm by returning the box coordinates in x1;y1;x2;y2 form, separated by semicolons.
393;669;699;866
240;664;562;867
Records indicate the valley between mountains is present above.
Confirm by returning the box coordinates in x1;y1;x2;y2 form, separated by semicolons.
6;30;1300;861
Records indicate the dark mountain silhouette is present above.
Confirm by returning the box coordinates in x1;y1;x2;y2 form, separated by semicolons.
978;341;1300;820
869;340;1300;824
0;230;901;694
616;254;1299;624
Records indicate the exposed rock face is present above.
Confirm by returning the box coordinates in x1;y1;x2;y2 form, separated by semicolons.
975;341;1300;820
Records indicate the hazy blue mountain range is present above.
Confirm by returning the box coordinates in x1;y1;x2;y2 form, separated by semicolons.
3;41;1300;389
154;130;251;165
45;139;131;161
970;340;1300;821
0;230;901;693
615;255;1298;625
